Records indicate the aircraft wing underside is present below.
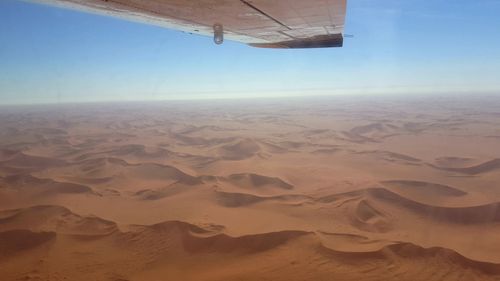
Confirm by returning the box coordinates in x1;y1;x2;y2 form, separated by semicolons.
29;0;347;48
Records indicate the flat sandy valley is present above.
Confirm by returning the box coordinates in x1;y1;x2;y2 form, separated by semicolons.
1;95;500;281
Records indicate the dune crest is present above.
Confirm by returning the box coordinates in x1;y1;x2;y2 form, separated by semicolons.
0;205;117;235
381;180;467;197
0;174;94;196
367;187;500;224
433;158;500;175
215;191;310;207
217;138;262;160
225;173;294;191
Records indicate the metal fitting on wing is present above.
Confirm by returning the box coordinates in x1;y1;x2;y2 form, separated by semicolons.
213;23;224;45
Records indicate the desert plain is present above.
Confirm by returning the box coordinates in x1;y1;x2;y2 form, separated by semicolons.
1;95;500;281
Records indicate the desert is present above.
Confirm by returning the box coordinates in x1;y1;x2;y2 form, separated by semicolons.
1;95;500;280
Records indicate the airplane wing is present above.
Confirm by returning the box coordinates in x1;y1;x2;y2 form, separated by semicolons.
29;0;347;48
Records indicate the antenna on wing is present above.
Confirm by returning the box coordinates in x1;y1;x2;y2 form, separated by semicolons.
213;24;224;45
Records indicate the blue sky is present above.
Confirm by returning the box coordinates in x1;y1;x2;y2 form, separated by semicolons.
0;0;499;104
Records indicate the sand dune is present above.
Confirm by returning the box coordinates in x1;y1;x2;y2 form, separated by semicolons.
1;98;500;280
357;150;421;163
74;144;172;161
66;157;202;186
341;131;377;143
367;187;500;224
0;149;20;161
0;205;117;235
215;191;310;207
349;122;394;135
226;173;294;190
133;181;202;200
320;242;500;276
434;156;478;168
433;158;500;175
381;180;467;197
311;147;341;154
74;144;217;167
351;199;392;233
0;151;66;174
172;133;237;146
336;122;400;144
317;186;500;225
0;230;55;256
0;174;93;195
137;220;308;254
216;138;262;160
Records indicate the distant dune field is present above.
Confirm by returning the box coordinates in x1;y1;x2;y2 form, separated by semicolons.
1;96;500;281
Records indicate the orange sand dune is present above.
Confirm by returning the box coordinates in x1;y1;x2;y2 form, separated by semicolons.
432;158;500;175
